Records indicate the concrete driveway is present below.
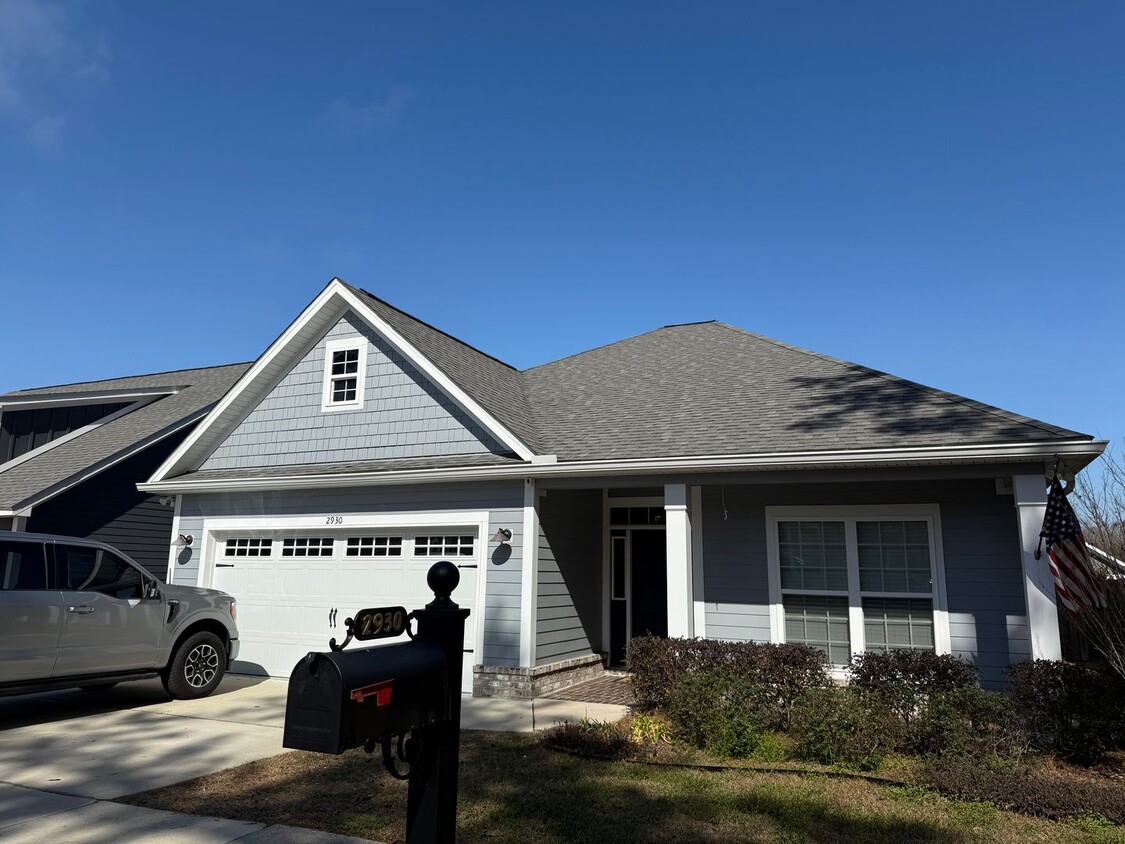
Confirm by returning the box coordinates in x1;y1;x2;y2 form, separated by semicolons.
0;674;626;842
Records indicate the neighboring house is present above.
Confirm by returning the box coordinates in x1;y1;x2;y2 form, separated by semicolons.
0;363;250;579
140;279;1105;694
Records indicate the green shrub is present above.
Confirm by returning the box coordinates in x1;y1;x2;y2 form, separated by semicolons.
909;687;1028;764
627;636;829;728
920;758;1125;824
848;650;978;724
790;686;903;770
1006;660;1125;764
665;669;765;758
749;730;794;763
541;718;630;760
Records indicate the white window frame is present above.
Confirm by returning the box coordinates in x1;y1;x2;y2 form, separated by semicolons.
765;504;951;669
321;337;368;412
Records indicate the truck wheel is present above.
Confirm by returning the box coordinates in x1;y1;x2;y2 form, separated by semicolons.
163;631;226;699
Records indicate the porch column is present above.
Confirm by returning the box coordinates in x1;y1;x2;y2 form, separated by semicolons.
519;478;540;667
1013;474;1063;660
664;484;695;638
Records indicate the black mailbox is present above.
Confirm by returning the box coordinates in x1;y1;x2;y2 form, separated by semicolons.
282;561;470;844
284;639;449;755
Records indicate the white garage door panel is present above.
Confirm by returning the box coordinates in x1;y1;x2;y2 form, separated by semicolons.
210;528;479;692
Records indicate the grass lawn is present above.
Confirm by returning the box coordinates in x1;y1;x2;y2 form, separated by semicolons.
120;731;1125;844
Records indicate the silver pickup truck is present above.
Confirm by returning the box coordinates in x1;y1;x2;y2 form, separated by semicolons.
0;531;239;699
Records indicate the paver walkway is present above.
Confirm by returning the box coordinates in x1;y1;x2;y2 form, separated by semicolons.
543;674;636;706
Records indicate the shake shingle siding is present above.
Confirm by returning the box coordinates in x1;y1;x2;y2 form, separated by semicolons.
201;312;506;471
699;478;1028;687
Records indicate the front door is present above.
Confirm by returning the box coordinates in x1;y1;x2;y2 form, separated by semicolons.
608;523;668;666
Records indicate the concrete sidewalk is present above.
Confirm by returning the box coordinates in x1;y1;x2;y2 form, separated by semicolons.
0;675;629;842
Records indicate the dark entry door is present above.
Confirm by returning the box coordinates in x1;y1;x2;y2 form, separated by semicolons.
630;531;667;640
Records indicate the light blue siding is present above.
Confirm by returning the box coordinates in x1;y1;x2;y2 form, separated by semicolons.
202;311;505;471
700;478;1029;687
171;481;524;667
536;489;602;666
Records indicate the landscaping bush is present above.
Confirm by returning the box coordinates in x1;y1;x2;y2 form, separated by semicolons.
628;712;673;746
664;669;766;758
790;686;903;770
1006;659;1125;764
848;650;978;724
919;758;1125;824
909;687;1028;764
541;718;630;760
627;636;829;728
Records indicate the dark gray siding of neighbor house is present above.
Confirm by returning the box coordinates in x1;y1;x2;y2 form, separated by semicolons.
26;433;187;580
700;477;1029;687
536;489;603;666
0;517;11;530
174;481;525;668
0;403;131;464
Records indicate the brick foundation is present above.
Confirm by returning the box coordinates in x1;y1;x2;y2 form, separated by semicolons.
473;653;606;699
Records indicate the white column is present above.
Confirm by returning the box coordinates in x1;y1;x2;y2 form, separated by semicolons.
10;508;31;532
664;484;694;638
518;478;540;667
1013;474;1063;661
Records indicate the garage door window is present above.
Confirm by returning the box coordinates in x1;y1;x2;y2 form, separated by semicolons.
282;537;334;557
414;535;474;557
346;536;403;557
225;538;272;557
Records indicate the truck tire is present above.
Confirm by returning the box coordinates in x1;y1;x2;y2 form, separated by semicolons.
163;631;226;699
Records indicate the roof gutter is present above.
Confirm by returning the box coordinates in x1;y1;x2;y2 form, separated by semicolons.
138;438;1107;495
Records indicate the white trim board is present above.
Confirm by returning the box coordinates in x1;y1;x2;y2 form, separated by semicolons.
148;279;537;485
0;387;177;411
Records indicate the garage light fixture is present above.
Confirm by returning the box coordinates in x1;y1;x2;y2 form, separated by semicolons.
490;528;512;544
175;534;194;547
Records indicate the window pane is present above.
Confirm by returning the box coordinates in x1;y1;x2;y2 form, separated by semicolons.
784;595;850;665
0;541;47;590
777;521;848;592
609;508;628;526
611;536;626;600
61;546;143;599
857;520;931;594
863;598;934;653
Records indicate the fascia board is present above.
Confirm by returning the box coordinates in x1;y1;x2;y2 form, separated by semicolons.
0;387;177;410
138;438;1106;495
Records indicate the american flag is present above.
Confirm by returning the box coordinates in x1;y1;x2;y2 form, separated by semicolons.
1040;477;1106;617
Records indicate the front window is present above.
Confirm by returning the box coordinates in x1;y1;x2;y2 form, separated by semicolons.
321;338;367;411
768;507;946;666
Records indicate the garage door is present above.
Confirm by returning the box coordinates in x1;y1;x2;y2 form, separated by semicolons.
209;526;480;693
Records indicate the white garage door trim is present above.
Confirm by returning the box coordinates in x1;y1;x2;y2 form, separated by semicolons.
197;510;490;675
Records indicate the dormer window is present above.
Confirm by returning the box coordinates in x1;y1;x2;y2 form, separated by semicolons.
321;338;367;411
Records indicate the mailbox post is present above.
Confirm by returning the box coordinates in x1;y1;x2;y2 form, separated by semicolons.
283;560;470;844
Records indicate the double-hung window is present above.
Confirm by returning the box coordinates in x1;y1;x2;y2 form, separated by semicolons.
766;505;949;668
321;338;367;412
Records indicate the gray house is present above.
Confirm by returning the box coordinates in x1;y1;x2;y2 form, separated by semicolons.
0;364;249;579
140;279;1105;694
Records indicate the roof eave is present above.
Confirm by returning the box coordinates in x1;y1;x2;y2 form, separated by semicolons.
138;438;1106;495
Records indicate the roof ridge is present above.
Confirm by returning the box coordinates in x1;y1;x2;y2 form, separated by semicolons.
523;324;681;372
348;284;520;373
711;322;1085;440
4;361;254;396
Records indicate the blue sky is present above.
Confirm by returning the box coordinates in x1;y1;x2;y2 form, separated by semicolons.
1;2;1121;465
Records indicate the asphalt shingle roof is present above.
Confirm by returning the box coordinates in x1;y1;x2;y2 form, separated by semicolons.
521;321;1090;462
0;363;250;509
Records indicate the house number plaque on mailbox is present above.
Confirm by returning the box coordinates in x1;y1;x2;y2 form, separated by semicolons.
352;606;409;640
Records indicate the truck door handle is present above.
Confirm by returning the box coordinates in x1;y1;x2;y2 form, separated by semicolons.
68;606;95;614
